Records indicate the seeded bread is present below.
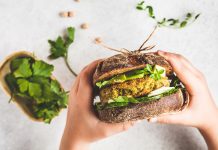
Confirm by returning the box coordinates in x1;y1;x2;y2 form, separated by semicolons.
93;53;173;84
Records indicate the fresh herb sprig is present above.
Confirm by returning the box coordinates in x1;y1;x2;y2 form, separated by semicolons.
136;1;200;28
5;57;68;123
48;27;77;76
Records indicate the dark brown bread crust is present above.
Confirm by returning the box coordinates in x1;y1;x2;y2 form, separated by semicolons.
93;53;173;84
96;89;188;123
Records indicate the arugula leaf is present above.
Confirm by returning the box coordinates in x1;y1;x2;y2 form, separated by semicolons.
13;58;32;78
28;82;42;97
48;27;77;76
32;60;54;77
17;79;29;93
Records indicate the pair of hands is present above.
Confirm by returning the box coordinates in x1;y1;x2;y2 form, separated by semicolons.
60;51;218;150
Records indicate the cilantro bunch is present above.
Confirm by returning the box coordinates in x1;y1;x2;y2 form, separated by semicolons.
5;57;68;123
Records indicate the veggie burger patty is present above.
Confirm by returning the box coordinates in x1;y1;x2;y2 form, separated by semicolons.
100;76;170;103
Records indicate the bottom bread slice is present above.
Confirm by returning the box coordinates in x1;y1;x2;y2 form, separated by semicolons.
96;89;188;123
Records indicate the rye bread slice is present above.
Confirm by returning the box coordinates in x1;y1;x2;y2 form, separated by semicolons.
96;89;189;123
93;53;173;84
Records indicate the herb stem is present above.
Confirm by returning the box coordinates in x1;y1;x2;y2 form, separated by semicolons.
64;53;77;77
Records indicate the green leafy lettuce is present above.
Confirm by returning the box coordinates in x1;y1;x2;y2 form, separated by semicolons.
5;57;68;123
96;64;165;88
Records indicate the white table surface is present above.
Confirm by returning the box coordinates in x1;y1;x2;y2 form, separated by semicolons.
1;0;218;149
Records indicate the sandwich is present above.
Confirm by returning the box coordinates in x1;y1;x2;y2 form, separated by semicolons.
93;52;189;123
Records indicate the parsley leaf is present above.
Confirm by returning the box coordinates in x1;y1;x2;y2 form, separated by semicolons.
65;27;75;48
48;36;66;59
48;27;77;76
51;80;61;94
5;74;17;92
13;58;32;78
29;76;50;85
17;79;29;93
32;60;54;77
28;82;42;97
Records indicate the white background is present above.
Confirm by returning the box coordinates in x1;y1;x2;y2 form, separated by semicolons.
0;0;217;149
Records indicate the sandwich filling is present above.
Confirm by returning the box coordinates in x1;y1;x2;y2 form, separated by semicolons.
95;64;182;110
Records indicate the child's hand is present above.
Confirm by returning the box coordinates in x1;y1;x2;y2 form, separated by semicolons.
60;60;137;150
152;51;218;150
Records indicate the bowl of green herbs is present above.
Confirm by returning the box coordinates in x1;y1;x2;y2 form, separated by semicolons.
0;51;68;123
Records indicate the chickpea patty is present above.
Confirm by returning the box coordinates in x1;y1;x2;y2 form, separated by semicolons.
99;76;170;103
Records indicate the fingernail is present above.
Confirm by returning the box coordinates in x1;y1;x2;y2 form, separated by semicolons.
149;117;157;123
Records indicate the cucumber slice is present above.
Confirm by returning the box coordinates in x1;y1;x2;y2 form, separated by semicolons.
148;87;175;97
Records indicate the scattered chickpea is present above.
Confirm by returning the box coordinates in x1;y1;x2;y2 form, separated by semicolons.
59;11;75;18
59;12;68;18
80;23;89;29
68;11;75;17
94;37;102;44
